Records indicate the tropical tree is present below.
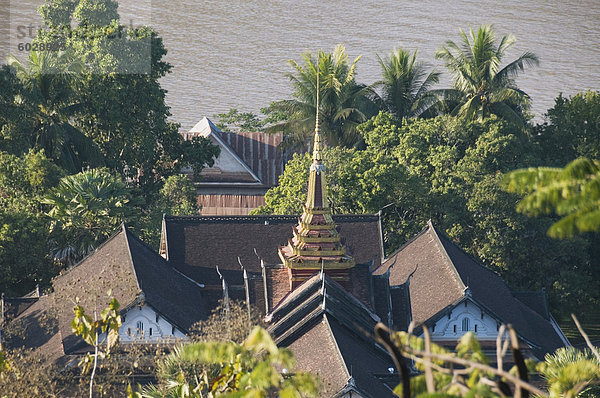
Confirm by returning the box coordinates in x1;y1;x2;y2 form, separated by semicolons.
504;157;600;238
538;346;600;397
534;91;600;166
267;45;379;149
375;48;443;120
7;50;104;172
141;326;319;397
30;0;219;194
43;168;138;264
435;25;539;126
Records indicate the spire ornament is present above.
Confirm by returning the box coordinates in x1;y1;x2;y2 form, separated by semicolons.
278;63;354;289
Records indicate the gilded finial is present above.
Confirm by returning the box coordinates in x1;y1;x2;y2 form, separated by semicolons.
312;70;323;165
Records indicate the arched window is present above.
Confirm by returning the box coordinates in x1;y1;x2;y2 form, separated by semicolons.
461;318;470;332
136;321;144;333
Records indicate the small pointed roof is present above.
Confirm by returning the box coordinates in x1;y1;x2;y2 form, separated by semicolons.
187;117;261;183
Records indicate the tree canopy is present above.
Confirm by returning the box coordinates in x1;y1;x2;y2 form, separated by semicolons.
375;48;443;120
436;25;539;126
267;45;379;149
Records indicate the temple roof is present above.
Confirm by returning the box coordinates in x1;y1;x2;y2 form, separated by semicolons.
160;214;383;286
267;274;398;397
183;117;287;187
7;225;209;359
375;220;568;358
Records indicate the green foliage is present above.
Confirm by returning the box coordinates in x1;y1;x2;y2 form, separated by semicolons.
268;45;379;149
535;91;600;166
143;326;319;397
384;324;600;398
390;331;502;397
538;347;600;397
375;48;443;120
215;108;266;133
158;175;200;216
436;26;538;126
72;295;122;398
0;150;62;295
133;174;200;249
504;158;600;238
3;0;220;195
44;168;137;264
6;50;104;173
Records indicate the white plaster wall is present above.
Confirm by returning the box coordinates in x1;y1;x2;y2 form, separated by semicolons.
427;300;499;341
120;304;187;343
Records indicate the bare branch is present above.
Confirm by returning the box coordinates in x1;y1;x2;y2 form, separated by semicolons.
400;346;548;397
423;326;435;393
572;313;600;362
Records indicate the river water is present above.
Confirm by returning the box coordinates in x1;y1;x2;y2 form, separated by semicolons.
5;0;600;129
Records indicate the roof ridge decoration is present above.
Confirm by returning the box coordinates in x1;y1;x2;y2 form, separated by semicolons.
278;73;355;288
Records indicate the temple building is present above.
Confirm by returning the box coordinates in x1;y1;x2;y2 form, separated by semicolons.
182;117;290;215
2;112;568;396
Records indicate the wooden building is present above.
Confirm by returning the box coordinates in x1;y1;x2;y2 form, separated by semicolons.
182;117;290;215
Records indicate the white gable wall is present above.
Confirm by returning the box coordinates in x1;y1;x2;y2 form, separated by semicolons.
427;299;499;341
120;304;187;343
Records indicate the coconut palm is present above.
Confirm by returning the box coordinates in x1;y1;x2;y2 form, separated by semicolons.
435;25;539;126
7;50;104;172
375;48;443;120
267;45;379;149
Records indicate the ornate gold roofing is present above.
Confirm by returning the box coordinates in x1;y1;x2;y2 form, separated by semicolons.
278;92;355;278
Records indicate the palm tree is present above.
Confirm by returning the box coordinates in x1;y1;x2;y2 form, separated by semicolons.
8;50;104;172
375;48;443;120
435;25;539;126
43;168;136;264
267;45;379;149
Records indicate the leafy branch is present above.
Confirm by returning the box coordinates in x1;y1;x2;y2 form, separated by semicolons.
71;295;122;398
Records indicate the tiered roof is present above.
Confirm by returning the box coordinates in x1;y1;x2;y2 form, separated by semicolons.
278;114;354;287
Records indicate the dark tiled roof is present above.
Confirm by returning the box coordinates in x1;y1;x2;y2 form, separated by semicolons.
375;223;464;324
14;225;208;357
377;221;565;358
124;229;208;331
512;291;550;320
52;228;141;354
162;214;383;286
3;297;39;320
267;274;397;398
3;294;65;364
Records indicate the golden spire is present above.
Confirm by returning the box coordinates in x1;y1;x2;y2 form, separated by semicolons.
278;64;354;289
312;71;324;168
